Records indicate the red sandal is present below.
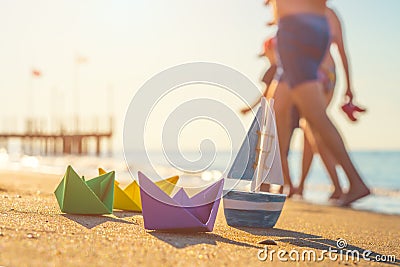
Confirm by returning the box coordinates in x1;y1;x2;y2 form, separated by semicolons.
341;100;366;122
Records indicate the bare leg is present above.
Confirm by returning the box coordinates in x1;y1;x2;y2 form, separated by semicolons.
295;121;315;197
298;90;342;199
313;131;343;199
304;120;343;199
272;82;295;196
290;81;370;206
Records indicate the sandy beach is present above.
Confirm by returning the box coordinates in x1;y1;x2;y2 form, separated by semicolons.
0;170;399;267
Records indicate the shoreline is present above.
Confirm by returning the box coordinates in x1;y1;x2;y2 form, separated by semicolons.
0;170;399;266
1;166;399;216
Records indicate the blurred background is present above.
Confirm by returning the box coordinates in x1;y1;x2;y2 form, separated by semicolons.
0;0;399;214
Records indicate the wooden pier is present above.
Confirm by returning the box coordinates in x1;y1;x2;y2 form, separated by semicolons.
0;118;113;156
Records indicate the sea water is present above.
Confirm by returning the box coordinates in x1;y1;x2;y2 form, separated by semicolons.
0;148;399;215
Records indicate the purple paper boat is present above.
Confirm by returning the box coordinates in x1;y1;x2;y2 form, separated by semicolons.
138;171;224;232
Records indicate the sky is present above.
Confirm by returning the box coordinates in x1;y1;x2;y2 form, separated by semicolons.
1;0;400;154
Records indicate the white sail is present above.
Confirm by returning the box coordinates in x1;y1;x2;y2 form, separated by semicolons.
251;98;284;192
251;98;267;192
227;107;263;181
263;105;284;186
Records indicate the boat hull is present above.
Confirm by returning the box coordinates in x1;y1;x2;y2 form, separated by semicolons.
223;190;286;228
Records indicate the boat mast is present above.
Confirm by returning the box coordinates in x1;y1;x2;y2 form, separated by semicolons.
251;98;269;192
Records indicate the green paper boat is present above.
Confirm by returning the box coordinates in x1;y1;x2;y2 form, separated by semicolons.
54;165;115;214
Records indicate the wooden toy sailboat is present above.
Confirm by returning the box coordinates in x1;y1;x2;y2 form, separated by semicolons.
223;98;286;228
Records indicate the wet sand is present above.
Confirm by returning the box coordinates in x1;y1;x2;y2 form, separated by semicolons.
0;170;399;266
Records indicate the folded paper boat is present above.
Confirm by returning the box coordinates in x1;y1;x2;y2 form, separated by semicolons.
138;171;224;232
54;165;115;214
99;168;179;212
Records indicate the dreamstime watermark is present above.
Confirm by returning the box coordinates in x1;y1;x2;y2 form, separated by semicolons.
257;238;397;263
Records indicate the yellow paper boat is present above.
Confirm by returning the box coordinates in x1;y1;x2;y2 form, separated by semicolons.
99;168;179;212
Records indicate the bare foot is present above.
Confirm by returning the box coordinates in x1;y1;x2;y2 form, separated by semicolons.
292;186;304;198
277;185;295;197
284;186;295;198
336;186;370;207
278;186;283;194
328;190;343;200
